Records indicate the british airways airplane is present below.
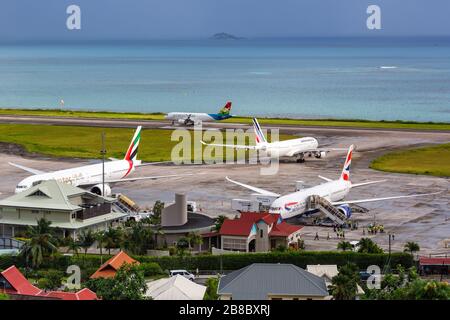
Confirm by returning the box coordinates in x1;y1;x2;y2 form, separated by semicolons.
165;101;232;126
226;145;440;219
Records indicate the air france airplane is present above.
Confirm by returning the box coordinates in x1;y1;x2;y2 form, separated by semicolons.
11;126;191;196
202;118;344;162
226;144;440;219
165;101;232;126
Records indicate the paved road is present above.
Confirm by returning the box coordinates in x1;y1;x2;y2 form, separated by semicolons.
1;114;450;137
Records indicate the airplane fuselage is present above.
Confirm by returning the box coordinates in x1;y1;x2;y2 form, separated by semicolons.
165;112;231;124
261;137;319;158
269;179;351;219
15;160;136;193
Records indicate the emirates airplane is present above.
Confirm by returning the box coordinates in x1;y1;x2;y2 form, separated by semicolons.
201;118;344;162
226;145;440;219
11;126;190;196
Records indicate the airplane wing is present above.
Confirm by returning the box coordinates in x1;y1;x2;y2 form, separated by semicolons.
78;173;194;187
351;180;387;188
135;161;174;167
318;175;333;182
226;176;280;197
331;191;441;206
200;140;259;150
8;162;46;175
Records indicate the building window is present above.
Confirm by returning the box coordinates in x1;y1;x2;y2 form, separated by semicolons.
71;213;76;220
260;230;263;238
223;238;247;251
31;210;39;214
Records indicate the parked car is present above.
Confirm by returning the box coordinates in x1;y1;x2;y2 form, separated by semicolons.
170;269;195;281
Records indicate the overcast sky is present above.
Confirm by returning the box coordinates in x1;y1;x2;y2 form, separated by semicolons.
1;0;449;41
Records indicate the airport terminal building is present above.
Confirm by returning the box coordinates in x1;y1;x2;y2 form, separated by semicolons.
0;180;127;238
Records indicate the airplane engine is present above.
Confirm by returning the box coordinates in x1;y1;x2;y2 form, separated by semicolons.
90;184;112;197
315;151;327;159
337;204;352;219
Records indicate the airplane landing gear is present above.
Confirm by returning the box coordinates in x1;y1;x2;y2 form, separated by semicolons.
296;155;305;163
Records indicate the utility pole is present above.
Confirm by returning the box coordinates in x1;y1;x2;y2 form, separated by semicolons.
101;132;106;196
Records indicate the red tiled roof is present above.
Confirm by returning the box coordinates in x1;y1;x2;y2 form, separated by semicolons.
220;219;255;236
219;212;286;237
269;222;303;237
419;257;450;266
90;251;139;279
1;266;98;300
40;288;98;300
1;265;41;296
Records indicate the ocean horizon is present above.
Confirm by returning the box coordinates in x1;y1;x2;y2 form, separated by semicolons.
1;37;450;122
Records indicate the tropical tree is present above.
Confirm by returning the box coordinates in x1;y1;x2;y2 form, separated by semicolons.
203;277;219;300
364;265;450;300
329;263;361;300
213;215;227;232
152;225;164;249
103;227;124;254
95;231;106;263
66;237;81;256
86;263;147;300
187;232;203;251
357;238;383;254
404;242;420;255
123;222;153;255
176;237;190;257
20;218;58;268
0;293;10;300
151;200;165;225
78;229;96;258
337;241;353;251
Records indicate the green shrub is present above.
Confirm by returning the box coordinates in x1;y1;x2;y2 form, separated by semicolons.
139;262;163;276
134;251;413;271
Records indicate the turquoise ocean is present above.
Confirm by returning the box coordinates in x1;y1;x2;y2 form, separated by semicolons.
0;37;449;122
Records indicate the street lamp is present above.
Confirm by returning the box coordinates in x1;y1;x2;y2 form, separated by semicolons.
100;132;106;196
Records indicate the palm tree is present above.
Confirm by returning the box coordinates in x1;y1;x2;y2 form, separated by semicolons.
329;263;360;300
357;238;383;254
152;226;164;249
20;218;57;268
187;232;203;251
404;241;420;255
95;231;106;263
123;222;153;255
78;229;96;258
337;241;353;251
103;227;123;254
66;237;81;256
213;215;227;232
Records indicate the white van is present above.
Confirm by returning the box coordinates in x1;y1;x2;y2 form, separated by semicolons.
170;269;195;281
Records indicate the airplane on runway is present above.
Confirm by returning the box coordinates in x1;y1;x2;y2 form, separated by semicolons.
201;118;344;162
225;144;440;220
165;101;232;126
10;126;190;196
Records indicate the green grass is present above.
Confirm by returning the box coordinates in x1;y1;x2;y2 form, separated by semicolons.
224;117;450;131
370;143;450;177
1;108;449;130
0;108;166;120
0;124;294;162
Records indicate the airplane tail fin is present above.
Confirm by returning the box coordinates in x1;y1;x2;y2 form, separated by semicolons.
340;144;354;181
252;118;267;145
124;126;142;162
218;101;232;115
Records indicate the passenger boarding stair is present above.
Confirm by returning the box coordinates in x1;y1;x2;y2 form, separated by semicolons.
112;194;140;214
306;195;348;226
